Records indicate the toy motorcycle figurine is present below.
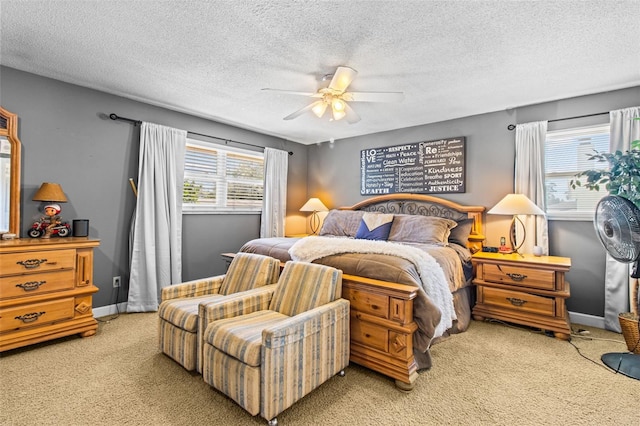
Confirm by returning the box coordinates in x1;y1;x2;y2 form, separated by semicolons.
29;204;71;238
28;219;71;238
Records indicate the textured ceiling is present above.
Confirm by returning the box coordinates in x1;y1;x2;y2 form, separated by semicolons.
1;1;639;145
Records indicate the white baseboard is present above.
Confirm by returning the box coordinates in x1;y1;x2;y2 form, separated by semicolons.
94;302;128;319
569;311;605;329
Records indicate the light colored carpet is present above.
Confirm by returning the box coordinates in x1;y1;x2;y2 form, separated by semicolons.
1;313;638;425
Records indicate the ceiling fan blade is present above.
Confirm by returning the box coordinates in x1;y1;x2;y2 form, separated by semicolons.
283;101;323;120
344;103;361;124
262;88;322;97
328;66;357;94
343;91;404;103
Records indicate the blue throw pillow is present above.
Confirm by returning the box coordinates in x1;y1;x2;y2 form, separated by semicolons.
355;212;394;240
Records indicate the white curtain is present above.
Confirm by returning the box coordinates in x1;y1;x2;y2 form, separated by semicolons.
127;122;187;312
604;106;640;331
260;148;288;238
514;121;549;255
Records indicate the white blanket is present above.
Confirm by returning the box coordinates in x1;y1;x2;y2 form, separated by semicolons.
289;236;455;338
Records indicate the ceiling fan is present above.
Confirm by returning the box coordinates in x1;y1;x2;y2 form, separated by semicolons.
263;66;404;124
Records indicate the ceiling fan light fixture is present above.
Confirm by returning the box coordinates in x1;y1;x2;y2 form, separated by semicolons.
332;98;346;112
311;101;328;118
265;66;401;125
332;108;347;121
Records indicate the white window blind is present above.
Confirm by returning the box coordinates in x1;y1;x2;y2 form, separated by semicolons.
183;139;264;214
544;124;610;220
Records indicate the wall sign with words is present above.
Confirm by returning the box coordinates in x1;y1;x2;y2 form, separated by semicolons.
360;137;465;195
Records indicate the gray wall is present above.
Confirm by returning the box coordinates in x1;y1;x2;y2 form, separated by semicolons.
3;63;639;319
308;86;640;317
1;66;309;308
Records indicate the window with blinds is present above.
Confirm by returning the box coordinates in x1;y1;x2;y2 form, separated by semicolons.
183;139;264;213
544;124;610;220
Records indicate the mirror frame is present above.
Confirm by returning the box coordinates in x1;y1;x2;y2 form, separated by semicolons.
0;107;21;237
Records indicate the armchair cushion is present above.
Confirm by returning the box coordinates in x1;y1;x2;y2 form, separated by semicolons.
220;252;280;295
204;310;289;366
197;284;277;373
269;261;343;316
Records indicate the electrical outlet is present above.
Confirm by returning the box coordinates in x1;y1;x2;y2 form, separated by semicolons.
113;276;121;288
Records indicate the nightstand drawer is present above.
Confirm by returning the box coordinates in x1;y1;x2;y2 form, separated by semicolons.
481;287;555;316
0;270;75;299
483;264;555;290
350;315;388;352
0;297;75;332
343;288;389;320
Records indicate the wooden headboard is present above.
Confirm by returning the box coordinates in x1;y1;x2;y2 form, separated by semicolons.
340;194;486;253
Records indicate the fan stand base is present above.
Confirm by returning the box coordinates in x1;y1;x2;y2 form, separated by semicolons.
601;352;640;380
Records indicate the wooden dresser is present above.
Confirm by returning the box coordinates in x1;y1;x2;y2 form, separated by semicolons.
471;252;571;340
0;237;100;351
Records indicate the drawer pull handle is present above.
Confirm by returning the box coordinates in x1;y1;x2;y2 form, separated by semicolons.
506;297;527;307
15;311;46;323
506;273;527;282
16;259;48;269
16;281;47;291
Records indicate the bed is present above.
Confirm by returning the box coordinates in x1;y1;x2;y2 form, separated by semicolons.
235;194;485;390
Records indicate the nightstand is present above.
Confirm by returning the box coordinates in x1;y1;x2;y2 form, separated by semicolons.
471;252;571;340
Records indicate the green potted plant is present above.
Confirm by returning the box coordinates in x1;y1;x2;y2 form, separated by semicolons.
570;118;640;352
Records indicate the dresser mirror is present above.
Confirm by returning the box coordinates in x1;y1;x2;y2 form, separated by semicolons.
0;107;22;237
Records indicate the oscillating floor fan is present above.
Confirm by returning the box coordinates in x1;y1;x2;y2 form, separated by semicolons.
594;195;640;380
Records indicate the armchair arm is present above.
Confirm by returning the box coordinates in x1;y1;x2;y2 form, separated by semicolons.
262;299;350;348
260;298;350;422
161;275;225;302
199;284;277;323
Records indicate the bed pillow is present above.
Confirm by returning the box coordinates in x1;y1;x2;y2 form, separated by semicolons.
319;210;365;237
448;218;474;248
388;214;458;245
355;212;395;240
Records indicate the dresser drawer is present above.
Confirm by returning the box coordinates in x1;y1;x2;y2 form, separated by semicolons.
481;287;554;316
483;263;555;290
0;270;75;300
0;249;76;276
343;288;389;320
0;297;75;332
350;315;388;352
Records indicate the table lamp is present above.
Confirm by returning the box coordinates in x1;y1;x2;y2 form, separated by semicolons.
488;193;545;256
32;182;68;238
300;198;328;235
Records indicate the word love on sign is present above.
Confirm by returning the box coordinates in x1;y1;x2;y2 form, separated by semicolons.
360;137;465;195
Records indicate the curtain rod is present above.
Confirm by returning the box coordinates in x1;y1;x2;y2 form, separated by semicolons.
109;113;293;156
506;111;609;131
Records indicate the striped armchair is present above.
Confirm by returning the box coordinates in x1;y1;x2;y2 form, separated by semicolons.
201;261;350;426
158;252;280;372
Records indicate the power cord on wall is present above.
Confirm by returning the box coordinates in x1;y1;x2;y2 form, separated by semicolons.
96;279;121;323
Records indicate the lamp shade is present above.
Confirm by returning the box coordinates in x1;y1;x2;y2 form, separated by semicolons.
311;101;328;118
487;194;544;216
32;182;68;202
300;198;328;212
